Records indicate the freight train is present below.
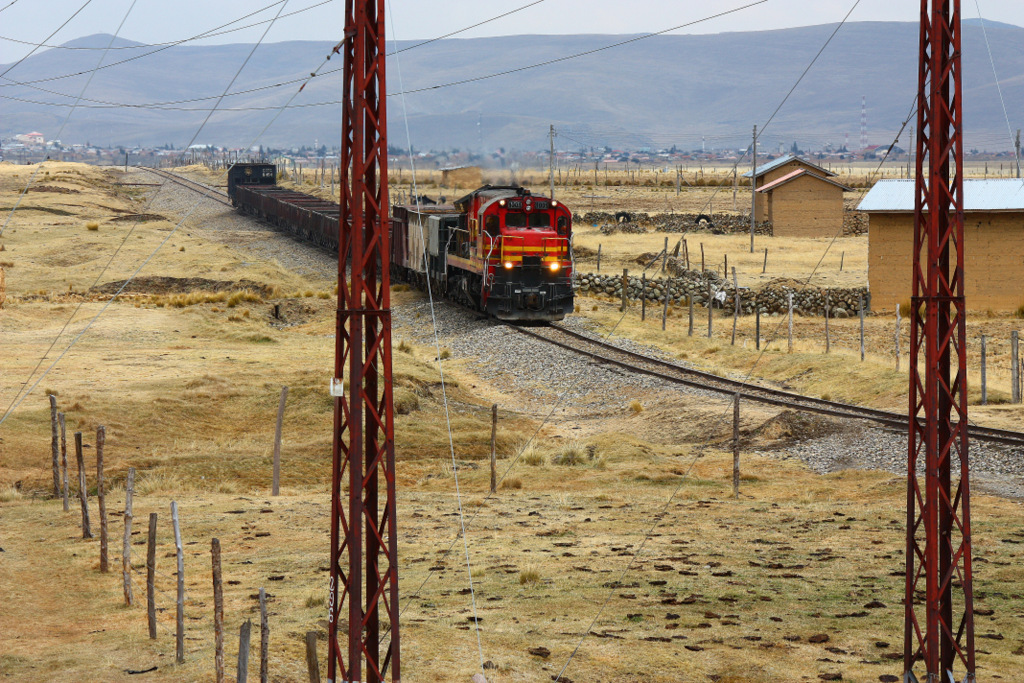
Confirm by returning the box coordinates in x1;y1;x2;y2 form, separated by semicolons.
227;163;575;322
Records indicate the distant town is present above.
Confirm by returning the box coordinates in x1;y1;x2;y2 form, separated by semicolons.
2;129;1021;171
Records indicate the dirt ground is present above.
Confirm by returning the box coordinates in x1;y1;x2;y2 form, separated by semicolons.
2;162;1022;682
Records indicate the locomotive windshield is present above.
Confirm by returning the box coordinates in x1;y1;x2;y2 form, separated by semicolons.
504;212;551;229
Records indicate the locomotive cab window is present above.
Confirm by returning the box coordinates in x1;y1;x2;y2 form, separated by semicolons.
529;212;551;228
504;212;528;228
557;215;568;234
485;214;499;235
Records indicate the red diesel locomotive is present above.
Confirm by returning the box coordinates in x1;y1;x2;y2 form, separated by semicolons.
391;185;575;321
227;165;574;322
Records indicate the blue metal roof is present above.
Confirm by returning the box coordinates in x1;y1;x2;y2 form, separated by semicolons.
858;179;1024;212
741;153;837;179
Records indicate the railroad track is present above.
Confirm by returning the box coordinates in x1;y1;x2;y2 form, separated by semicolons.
511;323;1024;449
135;166;233;208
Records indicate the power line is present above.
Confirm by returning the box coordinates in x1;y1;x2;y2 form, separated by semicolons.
0;0;327;52
0;0;95;79
0;1;312;427
973;1;1020;173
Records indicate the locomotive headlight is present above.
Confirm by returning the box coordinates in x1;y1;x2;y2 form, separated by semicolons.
499;199;506;206
504;261;514;269
549;262;560;272
551;200;558;206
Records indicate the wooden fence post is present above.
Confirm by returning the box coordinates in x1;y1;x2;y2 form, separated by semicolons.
707;282;713;340
730;266;739;346
824;291;831;354
700;243;705;273
981;335;987;405
50;395;60;496
762;247;768;274
272;386;288;496
259;588;269;683
895;302;902;371
840;251;845;271
683;239;689;270
620;269;628;312
787;293;794;353
596;244;601;272
662;236;668;273
641;273;647;321
305;632;321;683
688;295;694;336
859;296;865;361
122;467;135;604
212;538;224;683
97;426;108;572
237;620;252;683
147;512;158;639
172;501;185;663
489;404;497;494
755;308;761;350
75;432;92;538
662;283;669;331
59;413;69;512
733;394;740;499
1013;331;1020;404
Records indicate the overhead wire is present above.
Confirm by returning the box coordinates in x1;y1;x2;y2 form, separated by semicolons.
972;1;1021;175
386;0;487;674
388;0;778;645
0;0;326;52
0;0;95;79
0;0;315;427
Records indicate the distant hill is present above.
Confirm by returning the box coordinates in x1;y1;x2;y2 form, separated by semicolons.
1;21;1022;152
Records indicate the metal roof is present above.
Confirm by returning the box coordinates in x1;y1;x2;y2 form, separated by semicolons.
756;168;853;193
741;153;837;179
858;179;1024;213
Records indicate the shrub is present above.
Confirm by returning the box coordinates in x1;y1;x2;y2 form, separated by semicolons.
305;594;325;608
397;339;413;354
629;400;643;414
520;446;546;467
519;567;541;585
552;440;589;466
439;348;451;360
86;222;99;231
394;390;420;415
501;477;523;490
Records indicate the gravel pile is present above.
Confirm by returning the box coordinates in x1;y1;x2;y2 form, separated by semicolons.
760;422;1024;498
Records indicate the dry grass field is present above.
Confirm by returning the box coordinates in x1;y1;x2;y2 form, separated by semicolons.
2;161;1023;682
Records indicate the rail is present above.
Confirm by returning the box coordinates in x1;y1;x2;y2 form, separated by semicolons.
510;323;1024;449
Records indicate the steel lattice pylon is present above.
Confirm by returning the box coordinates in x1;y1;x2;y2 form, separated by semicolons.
328;0;400;681
905;1;975;681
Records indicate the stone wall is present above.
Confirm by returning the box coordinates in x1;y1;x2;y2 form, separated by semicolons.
573;264;869;318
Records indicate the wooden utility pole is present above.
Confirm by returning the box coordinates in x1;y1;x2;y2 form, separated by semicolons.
620;268;628;312
147;513;158;639
272;386;288;496
489;404;497;494
49;395;60;496
750;124;757;253
549;125;556;201
732;394;740;499
259;588;269;683
980;335;987;405
97;426;108;572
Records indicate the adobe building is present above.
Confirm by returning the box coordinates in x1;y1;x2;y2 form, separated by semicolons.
755;168;852;238
860;179;1024;312
743;153;840;222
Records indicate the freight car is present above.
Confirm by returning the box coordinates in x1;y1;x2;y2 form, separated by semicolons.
228;162;340;251
227;164;574;322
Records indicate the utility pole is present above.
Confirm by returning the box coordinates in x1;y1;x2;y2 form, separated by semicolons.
750;124;757;253
1016;128;1021;178
549;124;555;200
904;2;975;681
328;1;400;681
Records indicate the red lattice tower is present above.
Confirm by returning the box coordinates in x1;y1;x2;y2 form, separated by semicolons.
905;1;975;681
328;0;400;681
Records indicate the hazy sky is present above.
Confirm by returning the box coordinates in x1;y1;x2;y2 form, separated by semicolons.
1;0;1022;64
